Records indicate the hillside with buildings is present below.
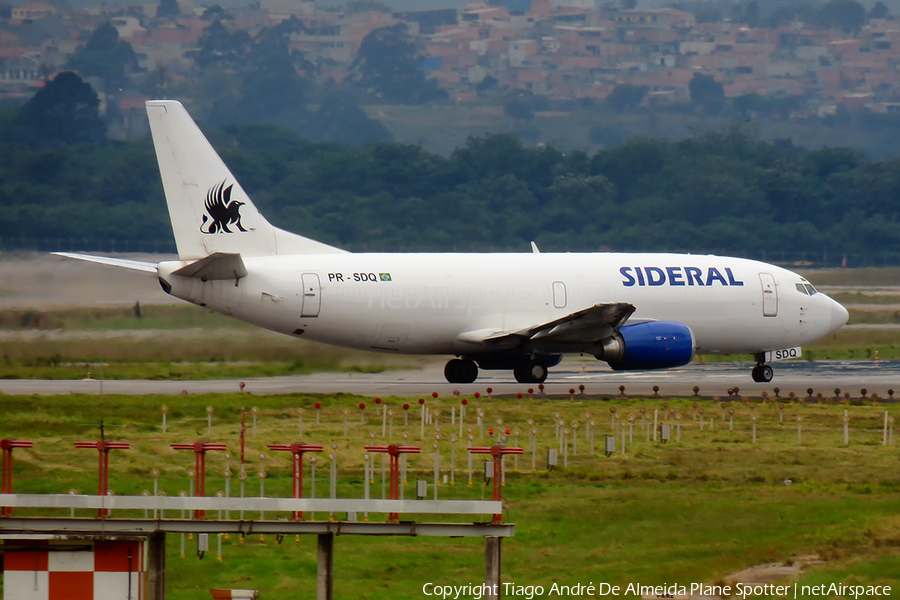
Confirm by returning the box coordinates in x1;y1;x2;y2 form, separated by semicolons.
3;0;900;153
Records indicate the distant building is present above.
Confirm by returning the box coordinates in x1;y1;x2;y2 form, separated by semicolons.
393;9;457;35
11;2;54;21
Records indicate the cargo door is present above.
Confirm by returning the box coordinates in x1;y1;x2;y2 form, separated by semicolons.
759;273;777;317
301;273;321;317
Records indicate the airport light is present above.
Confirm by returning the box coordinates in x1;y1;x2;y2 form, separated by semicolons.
364;443;421;521
1;438;34;517
170;441;227;519
468;445;524;523
73;439;130;517
267;442;324;520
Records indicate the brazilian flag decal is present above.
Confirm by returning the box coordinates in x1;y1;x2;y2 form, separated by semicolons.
379;273;392;282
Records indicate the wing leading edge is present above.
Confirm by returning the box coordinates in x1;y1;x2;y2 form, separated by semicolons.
52;252;158;274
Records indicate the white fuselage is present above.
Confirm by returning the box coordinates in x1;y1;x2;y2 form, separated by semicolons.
158;252;846;357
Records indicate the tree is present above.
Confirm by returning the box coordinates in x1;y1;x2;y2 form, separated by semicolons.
201;5;228;20
190;20;251;71
870;1;890;19
156;0;181;19
504;98;534;121
18;71;105;144
818;0;866;32
346;0;391;13
66;22;138;93
240;21;312;122
350;23;448;104
307;96;393;144
689;73;725;114
607;84;648;112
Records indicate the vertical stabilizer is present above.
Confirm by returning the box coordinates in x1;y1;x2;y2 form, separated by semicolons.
146;100;346;260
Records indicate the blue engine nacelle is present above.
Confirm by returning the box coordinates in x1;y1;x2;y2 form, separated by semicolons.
596;321;695;371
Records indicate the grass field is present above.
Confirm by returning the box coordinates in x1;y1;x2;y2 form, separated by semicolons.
1;392;899;598
4;303;900;379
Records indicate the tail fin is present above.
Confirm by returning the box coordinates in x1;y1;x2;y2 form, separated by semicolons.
146;100;347;260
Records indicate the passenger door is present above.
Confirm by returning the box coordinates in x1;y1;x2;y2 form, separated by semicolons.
300;273;321;317
758;273;777;317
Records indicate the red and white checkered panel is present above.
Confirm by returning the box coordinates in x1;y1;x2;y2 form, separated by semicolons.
4;540;145;600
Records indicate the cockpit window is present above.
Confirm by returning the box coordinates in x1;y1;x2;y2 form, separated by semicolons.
795;283;809;295
804;284;818;296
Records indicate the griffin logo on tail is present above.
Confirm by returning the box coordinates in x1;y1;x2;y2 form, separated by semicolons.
201;181;250;234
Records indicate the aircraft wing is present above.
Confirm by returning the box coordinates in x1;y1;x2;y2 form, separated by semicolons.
52;252;158;274
457;302;636;349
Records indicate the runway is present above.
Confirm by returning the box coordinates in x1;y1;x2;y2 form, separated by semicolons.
2;359;899;399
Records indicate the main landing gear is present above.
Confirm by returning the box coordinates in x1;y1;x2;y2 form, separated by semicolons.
751;362;774;383
444;358;478;384
513;360;548;384
443;357;551;384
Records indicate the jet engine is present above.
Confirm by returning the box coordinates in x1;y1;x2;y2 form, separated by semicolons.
595;321;695;371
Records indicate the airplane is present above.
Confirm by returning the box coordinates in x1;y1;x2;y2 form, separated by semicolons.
54;100;850;385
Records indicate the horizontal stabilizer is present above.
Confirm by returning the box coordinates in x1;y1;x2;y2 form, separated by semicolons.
457;302;636;349
171;252;247;280
52;252;158;274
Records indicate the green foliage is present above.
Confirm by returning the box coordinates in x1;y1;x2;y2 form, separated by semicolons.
189;20;252;71
10;97;900;256
817;0;867;32
345;0;391;13
689;73;725;114
606;84;648;112
66;22;138;92
870;0;890;18
18;71;105;145
350;23;448;105
504;98;534;121
307;96;393;144
156;0;180;18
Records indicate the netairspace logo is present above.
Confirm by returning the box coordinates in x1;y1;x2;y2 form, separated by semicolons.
421;582;893;599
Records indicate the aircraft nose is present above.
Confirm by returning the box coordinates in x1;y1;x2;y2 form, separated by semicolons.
829;297;849;333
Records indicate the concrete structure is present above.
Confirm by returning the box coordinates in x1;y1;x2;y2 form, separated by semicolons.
1;494;512;600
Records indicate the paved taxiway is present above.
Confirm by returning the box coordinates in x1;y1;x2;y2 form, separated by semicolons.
2;360;899;399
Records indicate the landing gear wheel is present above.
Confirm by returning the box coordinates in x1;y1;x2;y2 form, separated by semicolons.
751;364;774;383
444;358;478;384
513;360;548;384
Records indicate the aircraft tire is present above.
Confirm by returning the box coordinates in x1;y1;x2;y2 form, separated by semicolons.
513;360;548;384
445;358;478;384
751;364;774;383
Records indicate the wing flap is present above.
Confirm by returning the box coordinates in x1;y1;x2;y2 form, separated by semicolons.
457;302;636;348
52;252;158;274
171;252;247;280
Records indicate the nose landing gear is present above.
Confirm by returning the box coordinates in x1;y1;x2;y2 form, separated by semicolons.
751;363;773;383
